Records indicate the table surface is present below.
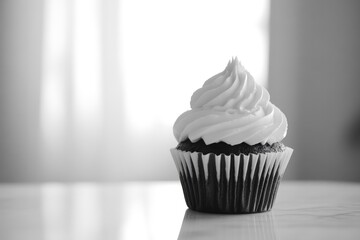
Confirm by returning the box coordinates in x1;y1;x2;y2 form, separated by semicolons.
0;181;359;240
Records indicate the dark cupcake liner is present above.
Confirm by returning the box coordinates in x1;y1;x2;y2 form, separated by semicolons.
170;148;293;214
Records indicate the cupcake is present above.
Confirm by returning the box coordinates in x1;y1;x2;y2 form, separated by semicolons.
170;57;293;213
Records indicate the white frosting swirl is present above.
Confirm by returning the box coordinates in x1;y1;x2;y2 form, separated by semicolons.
173;57;288;145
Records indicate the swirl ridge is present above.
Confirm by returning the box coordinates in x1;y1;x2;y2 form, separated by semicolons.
174;58;288;145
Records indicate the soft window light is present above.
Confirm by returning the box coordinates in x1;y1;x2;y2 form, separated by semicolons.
40;0;269;181
120;0;269;131
73;0;102;129
41;0;69;147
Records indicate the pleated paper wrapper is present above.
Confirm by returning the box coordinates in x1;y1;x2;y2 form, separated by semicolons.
170;147;293;213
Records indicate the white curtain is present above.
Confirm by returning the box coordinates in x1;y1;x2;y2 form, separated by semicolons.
0;0;269;181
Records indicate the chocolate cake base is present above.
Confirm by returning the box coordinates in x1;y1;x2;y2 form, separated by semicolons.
176;138;286;155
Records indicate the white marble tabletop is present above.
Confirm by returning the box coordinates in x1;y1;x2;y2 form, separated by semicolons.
0;181;359;240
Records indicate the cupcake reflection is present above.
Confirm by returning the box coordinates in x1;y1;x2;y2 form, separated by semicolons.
178;209;277;240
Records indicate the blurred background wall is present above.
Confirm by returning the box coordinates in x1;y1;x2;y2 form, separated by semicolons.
269;0;360;181
0;0;359;182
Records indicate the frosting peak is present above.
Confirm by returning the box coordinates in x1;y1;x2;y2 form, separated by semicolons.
174;58;288;146
191;57;268;113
